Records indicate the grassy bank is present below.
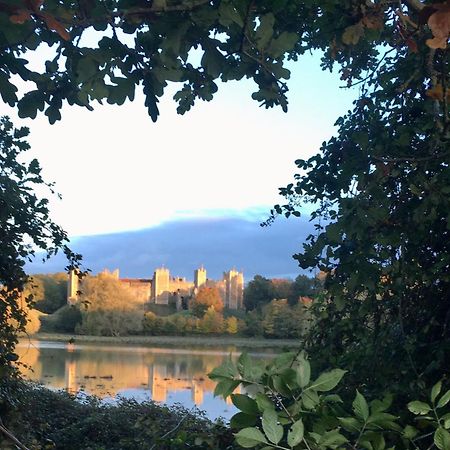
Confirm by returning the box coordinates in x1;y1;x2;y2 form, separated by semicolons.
30;332;300;349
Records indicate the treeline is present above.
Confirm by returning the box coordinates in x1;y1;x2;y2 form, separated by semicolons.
29;272;321;339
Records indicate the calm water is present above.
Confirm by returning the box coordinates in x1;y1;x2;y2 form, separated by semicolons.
16;339;276;421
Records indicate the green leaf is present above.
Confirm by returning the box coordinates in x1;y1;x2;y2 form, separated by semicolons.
255;393;274;412
218;1;244;27
438;391;450;409
432;381;443;403
231;394;259;415
403;425;419;440
254;13;275;50
273;352;296;370
435;427;450;450
209;358;238;380
301;389;320;410
0;72;18;106
213;379;240;399
235;427;268;448
407;400;432;415
319;429;348;447
308;369;346;392
338;417;361;432
267;31;298;58
201;47;224;78
287;419;304;447
230;412;258;429
262;409;283;445
295;357;311;388
353;391;369;422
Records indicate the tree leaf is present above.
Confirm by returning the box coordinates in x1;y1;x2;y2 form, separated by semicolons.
342;21;364;45
435;427;450;450
262;409;283;445
407;401;432;415
235;427;268;448
308;369;346;392
255;13;275;50
426;6;450;50
338;417;361;432
231;394;259;415
432;381;443;403
438;391;450;409
295;357;311;388
230;412;258;429
287;419;304;447
353;390;369;422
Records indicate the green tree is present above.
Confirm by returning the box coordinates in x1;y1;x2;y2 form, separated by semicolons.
198;306;224;333
244;275;275;311
262;299;305;339
287;274;321;306
260;0;450;395
31;272;67;313
0;0;448;409
271;278;292;300
191;286;223;317
0;117;82;378
77;272;143;336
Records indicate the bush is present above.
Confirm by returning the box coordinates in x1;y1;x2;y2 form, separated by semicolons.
210;352;450;450
40;305;82;333
1;381;239;450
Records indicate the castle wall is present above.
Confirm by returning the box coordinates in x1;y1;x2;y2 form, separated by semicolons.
67;266;244;310
120;279;152;303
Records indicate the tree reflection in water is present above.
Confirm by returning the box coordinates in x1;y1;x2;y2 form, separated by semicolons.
16;339;274;420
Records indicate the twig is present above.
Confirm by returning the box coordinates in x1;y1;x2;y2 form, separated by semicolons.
372;150;450;163
149;409;192;450
0;418;31;450
341;48;396;89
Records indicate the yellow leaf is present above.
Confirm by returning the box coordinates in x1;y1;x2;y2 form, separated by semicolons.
426;4;450;49
342;21;364;45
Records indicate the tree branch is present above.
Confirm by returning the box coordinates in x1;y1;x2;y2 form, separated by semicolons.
0;419;31;450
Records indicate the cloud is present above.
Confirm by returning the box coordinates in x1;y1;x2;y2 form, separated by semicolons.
26;215;317;281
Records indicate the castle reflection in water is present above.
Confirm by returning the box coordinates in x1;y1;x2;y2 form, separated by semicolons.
16;340;269;416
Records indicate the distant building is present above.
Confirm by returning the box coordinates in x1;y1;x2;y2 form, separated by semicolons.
67;265;244;310
223;269;244;309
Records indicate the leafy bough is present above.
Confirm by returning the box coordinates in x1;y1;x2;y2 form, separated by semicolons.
209;352;450;450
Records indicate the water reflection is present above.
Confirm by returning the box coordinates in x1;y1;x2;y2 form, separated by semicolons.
16;339;274;420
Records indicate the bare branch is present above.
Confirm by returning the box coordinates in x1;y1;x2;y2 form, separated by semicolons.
0;419;31;450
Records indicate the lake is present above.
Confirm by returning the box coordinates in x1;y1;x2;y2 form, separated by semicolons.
16;339;277;421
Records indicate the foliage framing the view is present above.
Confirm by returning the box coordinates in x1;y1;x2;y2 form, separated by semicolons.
210;352;450;450
0;117;82;378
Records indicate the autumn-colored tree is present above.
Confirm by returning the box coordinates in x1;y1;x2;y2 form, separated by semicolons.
190;286;223;317
77;272;143;336
198;306;224;333
225;316;239;334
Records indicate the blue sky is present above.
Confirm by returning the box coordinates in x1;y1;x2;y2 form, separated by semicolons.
5;52;355;237
5;50;356;277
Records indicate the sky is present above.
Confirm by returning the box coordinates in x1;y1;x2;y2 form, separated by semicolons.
3;50;356;278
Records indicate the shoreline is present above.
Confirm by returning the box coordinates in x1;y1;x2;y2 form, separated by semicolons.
29;332;301;349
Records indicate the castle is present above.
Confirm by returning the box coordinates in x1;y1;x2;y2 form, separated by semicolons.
67;266;244;310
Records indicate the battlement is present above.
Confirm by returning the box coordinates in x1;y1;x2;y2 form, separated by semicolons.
68;266;244;310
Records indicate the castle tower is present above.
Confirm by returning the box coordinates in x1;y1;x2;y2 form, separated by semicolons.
223;269;244;310
194;266;207;290
67;269;79;305
151;267;170;304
